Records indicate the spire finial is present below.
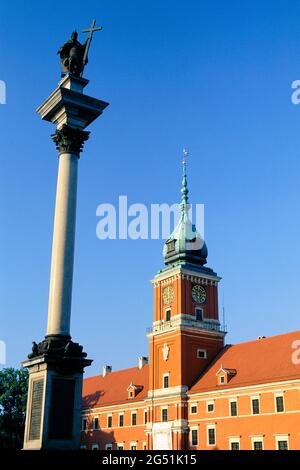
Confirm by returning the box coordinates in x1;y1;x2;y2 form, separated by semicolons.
181;148;189;205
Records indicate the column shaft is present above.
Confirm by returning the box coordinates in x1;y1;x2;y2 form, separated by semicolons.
46;152;78;336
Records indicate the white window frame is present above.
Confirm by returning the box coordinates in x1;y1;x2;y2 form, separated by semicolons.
118;412;124;427
207;400;215;413
251;436;264;450
93;416;99;430
163;372;170;389
190;426;199;447
130;441;137;450
165;308;171;322
197;349;207;359
107;414;113;428
117;442;124;450
251;396;260;415
275;435;289;450
195;307;204;321
81;417;87;431
190;402;198;414
229;437;240;450
161;406;168;422
91;444;99;450
105;443;113;450
207;425;216;447
131;411;137;426
229;398;238;417
219;375;225;384
274;393;285;413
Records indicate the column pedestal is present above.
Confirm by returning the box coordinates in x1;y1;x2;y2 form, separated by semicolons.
22;337;91;450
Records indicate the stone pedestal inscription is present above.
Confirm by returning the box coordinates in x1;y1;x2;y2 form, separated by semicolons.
29;379;44;441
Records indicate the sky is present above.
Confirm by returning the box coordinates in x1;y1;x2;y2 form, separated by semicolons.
0;0;300;376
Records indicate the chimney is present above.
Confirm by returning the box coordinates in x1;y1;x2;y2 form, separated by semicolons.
102;365;112;376
138;356;148;369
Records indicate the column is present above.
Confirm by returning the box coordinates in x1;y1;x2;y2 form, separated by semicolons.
46;125;89;337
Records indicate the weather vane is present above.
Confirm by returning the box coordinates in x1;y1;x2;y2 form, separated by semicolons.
58;19;103;78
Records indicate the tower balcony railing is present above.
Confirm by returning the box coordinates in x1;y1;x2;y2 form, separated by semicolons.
147;318;227;334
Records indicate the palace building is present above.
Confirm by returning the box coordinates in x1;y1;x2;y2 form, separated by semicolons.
80;160;300;451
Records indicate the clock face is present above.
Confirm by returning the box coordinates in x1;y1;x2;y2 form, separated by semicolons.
163;286;174;305
192;285;206;304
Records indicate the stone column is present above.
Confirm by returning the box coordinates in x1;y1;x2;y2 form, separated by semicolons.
46;126;89;338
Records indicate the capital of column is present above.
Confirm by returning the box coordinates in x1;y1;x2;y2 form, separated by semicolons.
51;124;90;157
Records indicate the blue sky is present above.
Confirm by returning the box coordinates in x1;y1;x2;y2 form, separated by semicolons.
1;0;300;376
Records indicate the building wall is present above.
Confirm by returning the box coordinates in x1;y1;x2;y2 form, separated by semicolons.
187;380;300;450
80;380;300;450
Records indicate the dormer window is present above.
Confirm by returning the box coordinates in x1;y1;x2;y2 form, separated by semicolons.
166;240;175;253
216;365;237;385
127;382;143;399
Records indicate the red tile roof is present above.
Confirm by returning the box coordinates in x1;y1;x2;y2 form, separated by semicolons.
189;330;300;394
82;365;149;409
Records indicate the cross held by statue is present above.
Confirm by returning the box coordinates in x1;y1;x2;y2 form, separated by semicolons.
81;19;103;70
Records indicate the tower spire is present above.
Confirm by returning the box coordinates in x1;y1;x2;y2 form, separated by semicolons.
181;148;189;206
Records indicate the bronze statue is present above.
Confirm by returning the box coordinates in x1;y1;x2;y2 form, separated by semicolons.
58;31;87;77
58;20;103;78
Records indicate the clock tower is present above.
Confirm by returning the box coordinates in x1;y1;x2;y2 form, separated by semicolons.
146;153;226;450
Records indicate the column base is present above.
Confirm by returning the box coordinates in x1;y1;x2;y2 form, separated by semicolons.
22;336;92;450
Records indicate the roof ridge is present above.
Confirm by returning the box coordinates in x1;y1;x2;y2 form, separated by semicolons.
227;329;300;348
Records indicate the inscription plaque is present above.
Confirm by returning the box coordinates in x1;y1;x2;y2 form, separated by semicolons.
48;378;75;440
29;379;44;441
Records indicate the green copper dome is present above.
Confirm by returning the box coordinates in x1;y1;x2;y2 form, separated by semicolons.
163;156;208;266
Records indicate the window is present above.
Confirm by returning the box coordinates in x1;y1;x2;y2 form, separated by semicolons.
191;404;197;414
117;444;124;450
163;374;169;388
207;401;214;413
93;417;99;430
277;440;288;450
230;400;238;417
252;440;263;450
143;442;147;450
230;441;240;450
144;411;148;424
275;395;284;413
130;442;137;450
82;418;87;431
119;414;124;427
105;444;112;450
165;309;171;322
107;415;112;428
131;413;137;426
195;308;203;321
219;376;225;384
207;427;216;446
276;436;289;450
162;408;168;422
251;398;260;415
191;429;198;446
166;240;175;253
92;444;99;450
197;349;207;359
